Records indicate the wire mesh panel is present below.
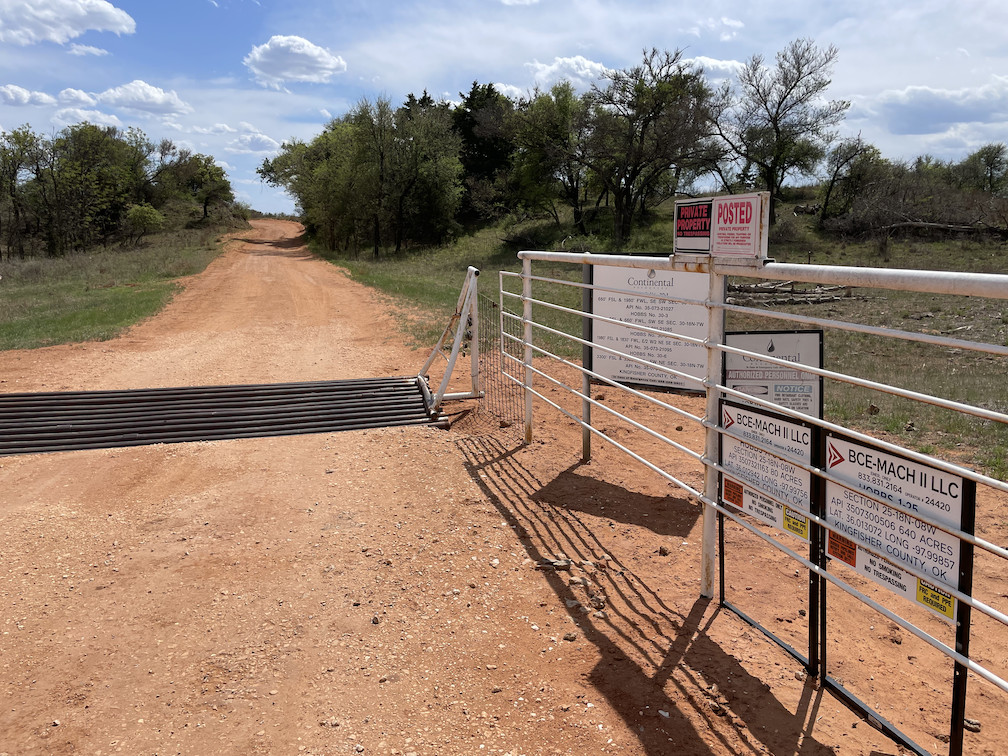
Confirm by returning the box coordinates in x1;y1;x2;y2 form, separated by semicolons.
474;292;523;433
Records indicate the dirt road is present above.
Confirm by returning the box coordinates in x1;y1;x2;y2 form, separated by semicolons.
1;220;1001;755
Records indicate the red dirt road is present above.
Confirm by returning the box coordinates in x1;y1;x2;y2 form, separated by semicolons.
1;220;1004;755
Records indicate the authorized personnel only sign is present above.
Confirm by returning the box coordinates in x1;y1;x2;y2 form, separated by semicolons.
720;402;813;540
723;330;823;417
825;434;969;621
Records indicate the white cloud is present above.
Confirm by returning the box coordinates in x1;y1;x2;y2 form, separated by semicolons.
193;123;239;135
494;83;525;101
686;16;744;41
872;75;1008;135
97;80;193;116
0;84;56;105
687;55;743;83
58;87;97;106
69;43;109;56
227;130;281;154
243;35;347;89
0;0;135;45
719;16;743;41
526;55;608;90
500;0;539;4
53;107;122;127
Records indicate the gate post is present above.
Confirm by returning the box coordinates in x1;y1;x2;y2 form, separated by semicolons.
582;262;593;462
522;256;534;444
701;265;726;598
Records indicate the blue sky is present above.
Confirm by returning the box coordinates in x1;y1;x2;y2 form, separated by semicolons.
1;0;1006;213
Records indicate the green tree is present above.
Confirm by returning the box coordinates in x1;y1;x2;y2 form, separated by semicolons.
513;82;591;230
260;95;463;256
452;82;516;221
352;97;396;258
819;135;872;223
578;48;715;246
390;93;463;252
954;143;1008;196
713;38;849;224
165;152;234;219
0;125;40;259
123;202;165;245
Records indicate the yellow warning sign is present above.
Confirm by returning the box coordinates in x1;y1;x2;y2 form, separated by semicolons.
917;579;955;621
783;507;809;539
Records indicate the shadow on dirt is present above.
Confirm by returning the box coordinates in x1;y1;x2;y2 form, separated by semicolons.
234;232;316;260
533;469;696;539
456;431;835;756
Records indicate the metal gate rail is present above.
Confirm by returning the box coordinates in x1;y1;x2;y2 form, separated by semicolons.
0;376;443;455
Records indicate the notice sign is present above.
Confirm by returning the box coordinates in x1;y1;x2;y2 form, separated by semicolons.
674;192;770;259
591;266;708;391
720;402;812;540
722;478;810;541
724;331;823;417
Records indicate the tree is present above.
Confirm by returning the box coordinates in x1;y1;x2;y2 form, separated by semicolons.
513;82;592;230
452;82;516;221
389;94;463;252
123;202;164;245
819;135;872;224
954;143;1008;196
713;38;849;224
577;48;715;246
352;97;396;258
259;94;463;256
0;125;40;259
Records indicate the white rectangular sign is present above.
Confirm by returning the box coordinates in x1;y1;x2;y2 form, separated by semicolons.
591;266;708;390
724;331;822;416
722;402;812;465
824;434;966;622
825;480;960;589
825;435;963;531
720;402;813;541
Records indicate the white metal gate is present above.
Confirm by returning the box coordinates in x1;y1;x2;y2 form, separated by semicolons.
499;249;1008;756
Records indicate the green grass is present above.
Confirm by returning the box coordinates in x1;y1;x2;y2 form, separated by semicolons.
0;226;225;350
311;221;586;353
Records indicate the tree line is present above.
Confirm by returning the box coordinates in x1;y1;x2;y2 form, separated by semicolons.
261;39;1008;256
0;122;238;260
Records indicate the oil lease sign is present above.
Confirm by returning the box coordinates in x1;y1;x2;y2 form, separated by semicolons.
825;434;970;621
720;402;813;540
